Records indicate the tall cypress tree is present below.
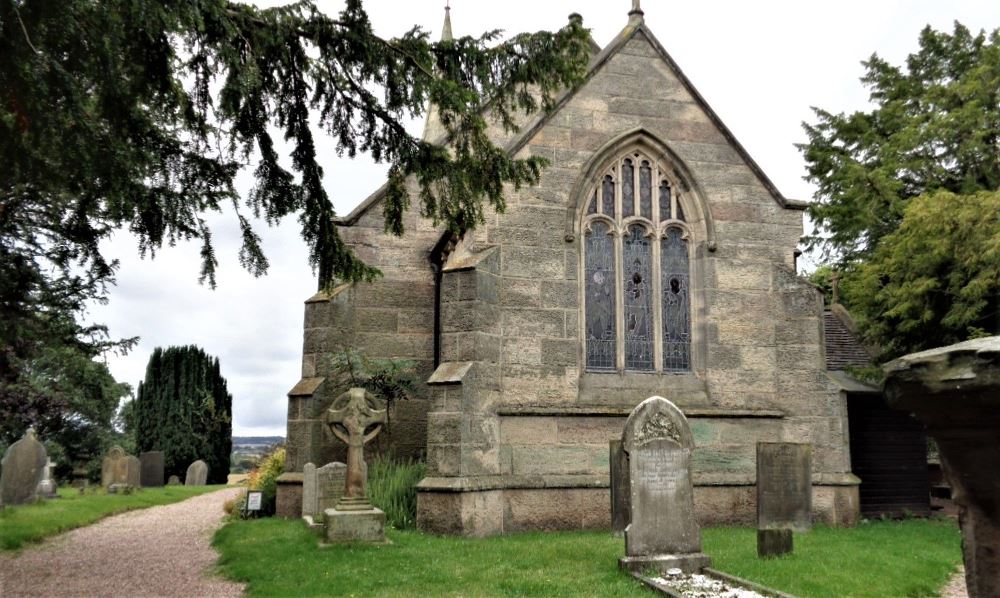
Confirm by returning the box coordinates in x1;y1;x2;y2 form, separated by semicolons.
134;346;232;483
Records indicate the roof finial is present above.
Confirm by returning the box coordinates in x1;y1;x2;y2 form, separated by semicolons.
629;0;644;17
441;1;453;42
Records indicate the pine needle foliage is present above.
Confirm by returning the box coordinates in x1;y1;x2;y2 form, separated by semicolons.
133;345;233;483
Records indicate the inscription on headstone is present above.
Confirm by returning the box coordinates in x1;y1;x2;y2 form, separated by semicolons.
0;428;48;506
140;451;165;487
757;443;811;531
185;460;208;486
317;462;347;513
610;440;630;535
618;396;710;575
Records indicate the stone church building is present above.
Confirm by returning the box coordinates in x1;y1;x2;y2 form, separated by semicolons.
284;3;861;535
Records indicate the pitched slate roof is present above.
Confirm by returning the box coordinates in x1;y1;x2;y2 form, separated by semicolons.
824;309;873;371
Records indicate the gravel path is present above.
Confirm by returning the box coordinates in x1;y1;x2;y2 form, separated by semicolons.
0;487;245;598
939;567;968;598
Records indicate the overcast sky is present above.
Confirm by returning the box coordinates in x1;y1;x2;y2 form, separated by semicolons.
87;1;1000;437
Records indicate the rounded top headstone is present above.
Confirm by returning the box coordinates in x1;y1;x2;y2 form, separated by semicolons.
622;396;693;451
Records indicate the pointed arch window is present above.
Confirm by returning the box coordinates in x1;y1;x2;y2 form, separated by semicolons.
582;149;691;373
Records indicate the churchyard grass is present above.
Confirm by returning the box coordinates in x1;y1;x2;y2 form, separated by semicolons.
213;517;961;597
0;485;226;550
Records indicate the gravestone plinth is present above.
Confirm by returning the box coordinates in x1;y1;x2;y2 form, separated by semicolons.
185;460;208;486
140;452;165;487
884;337;1000;598
1;428;48;506
756;442;811;558
618;397;710;575
323;388;388;543
610;439;630;535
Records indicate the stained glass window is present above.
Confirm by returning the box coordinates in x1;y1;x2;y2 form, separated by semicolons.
585;221;616;370
621;159;634;218
582;149;692;374
659;181;671;222
661;228;691;372
601;175;615;217
623;225;654;371
640;162;652;220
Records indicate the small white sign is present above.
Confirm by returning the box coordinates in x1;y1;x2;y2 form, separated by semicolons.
246;491;263;511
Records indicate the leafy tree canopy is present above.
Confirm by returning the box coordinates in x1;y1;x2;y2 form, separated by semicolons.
800;22;1000;264
842;190;1000;361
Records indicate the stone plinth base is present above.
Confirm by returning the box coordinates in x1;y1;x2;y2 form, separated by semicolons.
757;529;793;558
324;507;386;543
275;473;303;519
619;553;711;575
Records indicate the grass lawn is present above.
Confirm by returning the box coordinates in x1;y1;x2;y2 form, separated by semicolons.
213;518;962;597
0;484;226;551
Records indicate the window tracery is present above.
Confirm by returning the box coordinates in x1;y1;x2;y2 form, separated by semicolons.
582;148;692;373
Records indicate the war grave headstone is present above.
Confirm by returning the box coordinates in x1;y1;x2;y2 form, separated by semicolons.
610;439;630;535
101;445;133;491
618;396;710;575
167;475;181;486
185;460;208;486
0;428;48;507
884;337;1000;598
37;458;59;499
756;442;811;557
140;451;165;487
324;388;387;543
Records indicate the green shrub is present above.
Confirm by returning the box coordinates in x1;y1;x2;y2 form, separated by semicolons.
366;456;425;529
233;447;285;518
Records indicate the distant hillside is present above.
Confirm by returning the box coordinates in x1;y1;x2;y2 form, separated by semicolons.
233;436;284;446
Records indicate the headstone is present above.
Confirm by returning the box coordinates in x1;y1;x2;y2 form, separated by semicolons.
756;442;811;558
883;337;1000;598
323;388;388;543
139;451;165;487
125;455;141;488
610;439;631;535
302;463;318;518
185;460;208;486
618;396;710;575
0;428;48;506
167;475;181;486
37;458;59;499
101;446;129;489
316;462;347;513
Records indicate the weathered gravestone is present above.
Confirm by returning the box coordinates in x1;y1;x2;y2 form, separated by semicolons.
140;451;165;487
125;455;141;488
37;458;59;499
167;475;181;486
619;397;710;575
756;442;812;557
0;428;48;507
185;460;208;486
610;439;631;535
883;337;1000;598
324;388;387;543
101;446;130;489
302;461;349;520
302;463;318;519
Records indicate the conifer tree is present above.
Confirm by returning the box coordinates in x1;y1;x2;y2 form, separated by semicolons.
134;346;232;483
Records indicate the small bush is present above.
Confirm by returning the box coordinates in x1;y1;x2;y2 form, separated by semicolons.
234;447;285;518
367;456;426;529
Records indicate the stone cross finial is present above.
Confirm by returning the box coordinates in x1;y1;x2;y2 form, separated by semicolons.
629;0;644;17
326;388;387;511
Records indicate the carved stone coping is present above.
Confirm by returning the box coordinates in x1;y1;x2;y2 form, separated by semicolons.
287;377;325;398
442;246;498;273
304;283;351;304
427;361;474;385
415;472;858;493
496;406;785;418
